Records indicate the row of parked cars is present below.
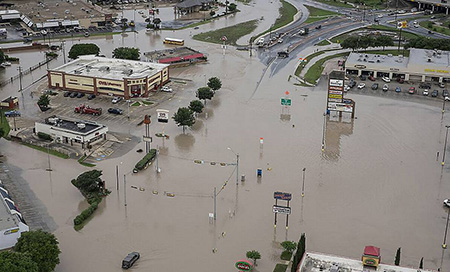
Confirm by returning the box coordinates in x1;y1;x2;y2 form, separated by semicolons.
64;91;96;100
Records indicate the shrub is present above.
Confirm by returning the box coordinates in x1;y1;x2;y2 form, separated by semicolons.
37;132;52;141
134;149;157;172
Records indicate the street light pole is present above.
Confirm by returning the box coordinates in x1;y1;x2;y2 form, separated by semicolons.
227;147;239;185
321;113;326;152
443;98;446;114
123;174;127;207
61;41;66;64
18;66;23;92
443;208;450;249
214;187;217;220
301;168;306;197
442;125;450;166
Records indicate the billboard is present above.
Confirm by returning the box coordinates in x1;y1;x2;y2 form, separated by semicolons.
156;109;169;123
273;205;291;215
328;102;353;113
274;191;292;200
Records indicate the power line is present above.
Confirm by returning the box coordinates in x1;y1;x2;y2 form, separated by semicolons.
159;153;235;166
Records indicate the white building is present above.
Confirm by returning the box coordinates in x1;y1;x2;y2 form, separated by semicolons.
0;180;29;250
345;48;450;83
35;116;108;149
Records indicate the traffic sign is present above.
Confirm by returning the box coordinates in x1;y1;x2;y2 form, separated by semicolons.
274;191;292;200
281;98;292;106
273;205;291;215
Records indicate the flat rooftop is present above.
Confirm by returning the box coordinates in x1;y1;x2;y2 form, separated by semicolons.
44;116;104;135
50;55;169;81
0;185;19;231
299;252;436;272
346;52;408;70
408;48;450;68
144;46;205;64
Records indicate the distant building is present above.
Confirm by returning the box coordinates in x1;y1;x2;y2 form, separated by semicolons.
175;0;214;14
345;48;450;83
144;46;207;67
47;55;169;98
0;180;29;250
35;116;108;149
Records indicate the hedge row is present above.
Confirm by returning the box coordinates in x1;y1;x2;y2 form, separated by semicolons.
134;149;157;172
37;132;52;141
73;197;101;226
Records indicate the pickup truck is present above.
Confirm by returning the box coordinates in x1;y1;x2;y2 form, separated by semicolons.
74;104;102;116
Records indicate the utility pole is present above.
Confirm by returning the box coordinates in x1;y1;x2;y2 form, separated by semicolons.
155;147;160;173
227;147;239;185
61;41;66;64
46;143;52;171
213;187;217;220
124;174;127;207
301;168;306;197
442;125;450;166
18;66;23;92
116;165;119;191
321;113;326;152
443;208;450;248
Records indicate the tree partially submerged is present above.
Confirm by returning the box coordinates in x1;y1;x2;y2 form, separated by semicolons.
246;250;261;266
207;77;222;91
68;44;100;59
173;107;195;133
0;251;39;272
197;87;214;105
14;230;61;272
112;47;140;60
188;100;204;114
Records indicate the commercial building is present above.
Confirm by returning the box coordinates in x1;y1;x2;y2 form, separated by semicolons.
297;251;437;272
35;116;108;149
0;180;29;250
48;56;170;98
144;46;207;67
408;0;450;14
345;48;450;83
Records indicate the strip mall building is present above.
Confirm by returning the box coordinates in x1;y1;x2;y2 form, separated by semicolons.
48;55;169;98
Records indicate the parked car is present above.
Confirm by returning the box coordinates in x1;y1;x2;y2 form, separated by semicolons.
368;75;375;81
357;83;365;89
87;94;96;100
445;199;450;208
423;89;429;96
112;97;122;104
359;75;366;81
70;92;78;98
382;84;389;92
344;85;350;92
439;82;446;88
420;82;431;89
122;252;140;269
371;83;379;90
108;108;123;115
396;77;404;84
315;25;322;29
64;92;71;97
77;92;85;98
349;80;356;88
4;110;21;117
382;77;391;83
443;90;449;98
161;86;173;92
432;90;439;97
408;87;415;94
395;87;401;93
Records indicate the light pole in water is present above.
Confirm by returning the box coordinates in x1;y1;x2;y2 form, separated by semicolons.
442;125;450;166
227;147;239;186
443;208;450;249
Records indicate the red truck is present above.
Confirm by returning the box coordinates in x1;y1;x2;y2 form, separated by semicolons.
74;104;102;116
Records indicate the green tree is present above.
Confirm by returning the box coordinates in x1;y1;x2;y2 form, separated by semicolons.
375;35;394;50
0;251;39;272
188;100;204;114
0;50;5;63
173;107;195;133
210;10;215;17
419;257;423;269
112;47;140;60
207;77;222;91
394;247;401;266
0;127;4;138
72;170;104;193
37;94;50;108
68;44;100;59
14;230;61;272
246;250;261;266
228;3;237;12
281;241;297;253
340;36;359;51
291;233;306;272
197;87;214;105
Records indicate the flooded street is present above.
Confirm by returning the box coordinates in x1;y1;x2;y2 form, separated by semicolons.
1;1;450;271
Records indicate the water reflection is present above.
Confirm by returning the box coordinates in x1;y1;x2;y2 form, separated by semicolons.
174;133;195;152
323;114;354;161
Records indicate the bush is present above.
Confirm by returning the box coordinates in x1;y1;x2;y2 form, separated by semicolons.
73;198;101;226
37;132;52;141
134;149;157;172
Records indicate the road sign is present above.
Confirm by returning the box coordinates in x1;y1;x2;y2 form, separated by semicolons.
221;35;228;41
397;21;407;29
274;191;292;200
156;109;169;123
235;260;253;271
281;98;292;106
273;205;291;215
143;136;152;142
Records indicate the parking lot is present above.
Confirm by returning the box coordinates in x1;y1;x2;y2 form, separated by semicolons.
346;75;449;104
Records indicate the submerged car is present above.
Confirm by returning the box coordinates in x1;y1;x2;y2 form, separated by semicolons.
122;252;140;269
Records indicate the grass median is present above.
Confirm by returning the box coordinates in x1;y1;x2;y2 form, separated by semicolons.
251;0;297;42
313;0;352;8
193;19;258;46
22;143;69;159
304;5;339;24
330;25;420;43
419;21;450;36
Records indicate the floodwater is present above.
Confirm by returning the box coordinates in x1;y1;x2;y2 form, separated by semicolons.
1;1;450;272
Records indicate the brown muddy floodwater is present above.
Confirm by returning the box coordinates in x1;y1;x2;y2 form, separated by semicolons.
1;2;450;271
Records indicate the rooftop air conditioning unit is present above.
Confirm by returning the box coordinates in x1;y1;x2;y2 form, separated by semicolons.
77;123;86;129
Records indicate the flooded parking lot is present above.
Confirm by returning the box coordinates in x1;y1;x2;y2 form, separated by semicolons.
1;2;450;271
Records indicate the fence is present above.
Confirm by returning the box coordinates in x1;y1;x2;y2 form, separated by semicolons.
0;56;56;88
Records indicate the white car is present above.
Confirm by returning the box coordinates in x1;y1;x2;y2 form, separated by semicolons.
444;199;450;208
423;89;429;96
161;86;173;92
377;14;383;18
357;83;365;89
278;39;283;44
382;77;391;83
344;85;350;92
112;97;122;104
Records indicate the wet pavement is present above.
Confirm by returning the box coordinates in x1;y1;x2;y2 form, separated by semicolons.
0;1;449;272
